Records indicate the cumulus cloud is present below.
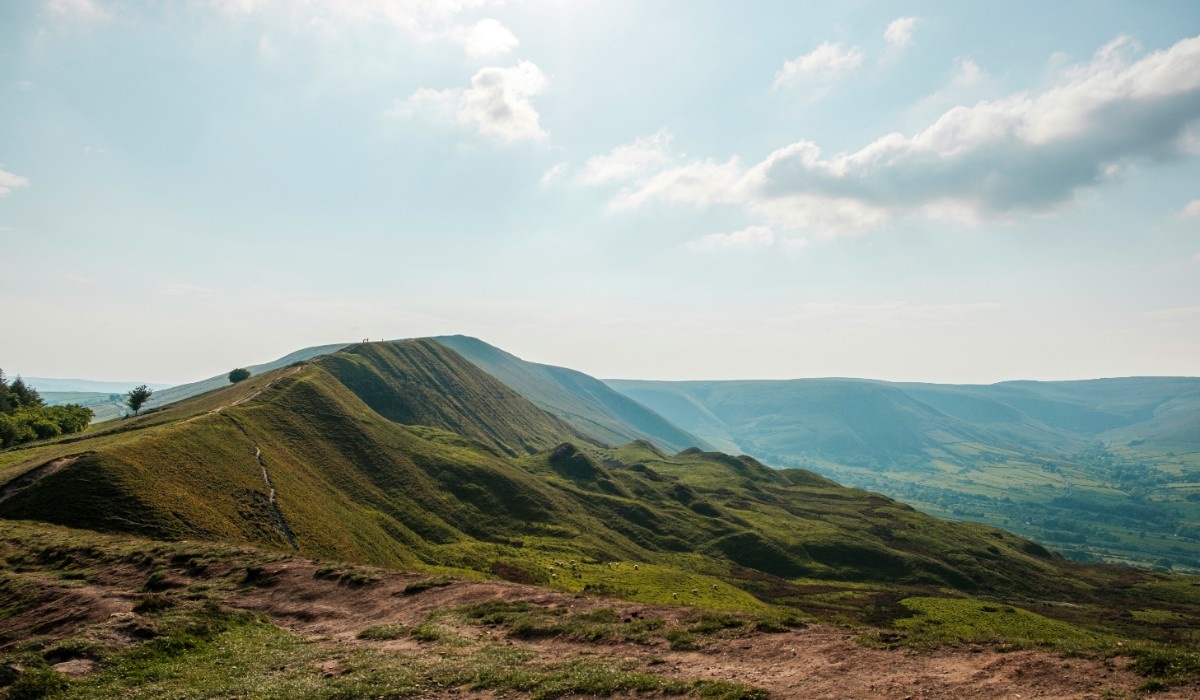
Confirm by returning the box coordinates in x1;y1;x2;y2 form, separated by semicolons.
458;61;548;141
1181;199;1200;219
592;33;1200;236
953;58;984;86
0;167;30;197
395;61;548;142
452;18;518;58
688;225;775;251
884;17;917;49
578;130;673;185
773;42;864;87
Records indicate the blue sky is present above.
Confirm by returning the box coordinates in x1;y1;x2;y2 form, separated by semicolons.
2;0;1199;385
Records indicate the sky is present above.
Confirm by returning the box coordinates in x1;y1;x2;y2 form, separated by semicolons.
1;0;1199;386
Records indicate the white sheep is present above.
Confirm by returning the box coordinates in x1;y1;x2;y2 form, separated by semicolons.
672;592;679;599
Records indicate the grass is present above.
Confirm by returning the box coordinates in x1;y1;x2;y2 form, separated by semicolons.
888;597;1113;650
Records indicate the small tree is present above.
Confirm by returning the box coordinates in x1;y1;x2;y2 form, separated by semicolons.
126;385;152;416
228;368;251;384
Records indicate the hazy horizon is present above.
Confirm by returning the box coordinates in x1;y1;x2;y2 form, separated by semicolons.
2;1;1199;385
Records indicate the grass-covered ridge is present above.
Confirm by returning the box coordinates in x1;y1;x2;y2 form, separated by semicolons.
0;340;1188;605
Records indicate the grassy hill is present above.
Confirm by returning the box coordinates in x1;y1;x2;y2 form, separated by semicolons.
434;335;706;453
0;339;1130;600
607;377;1200;571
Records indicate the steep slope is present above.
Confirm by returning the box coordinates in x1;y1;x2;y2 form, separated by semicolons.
0;340;1106;602
434;335;706;453
608;377;1200;572
316;340;586;456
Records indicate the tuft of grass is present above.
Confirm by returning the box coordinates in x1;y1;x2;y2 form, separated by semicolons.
6;667;69;700
400;576;453;595
356;623;408;641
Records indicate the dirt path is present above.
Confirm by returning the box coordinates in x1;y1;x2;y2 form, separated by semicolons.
183;366;301;425
0;455;80;503
228;562;1192;700
1;551;1192;699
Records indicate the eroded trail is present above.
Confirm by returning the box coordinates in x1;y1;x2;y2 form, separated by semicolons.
226;416;299;551
0;456;80;503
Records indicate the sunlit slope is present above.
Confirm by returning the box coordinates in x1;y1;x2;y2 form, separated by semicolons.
0;341;1082;598
434;335;707;453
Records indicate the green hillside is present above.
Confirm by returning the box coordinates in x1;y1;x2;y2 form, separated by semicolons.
434;335;706;453
0;340;1125;602
607;377;1200;571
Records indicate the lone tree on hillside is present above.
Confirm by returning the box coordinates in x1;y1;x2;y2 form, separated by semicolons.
126;385;152;416
228;368;251;384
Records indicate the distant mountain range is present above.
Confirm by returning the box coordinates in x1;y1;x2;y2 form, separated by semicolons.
25;377;174;393
606;376;1200;571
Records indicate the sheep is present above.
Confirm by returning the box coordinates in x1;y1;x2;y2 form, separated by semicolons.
712;584;718;591
691;588;698;595
633;564;639;570
672;592;679;599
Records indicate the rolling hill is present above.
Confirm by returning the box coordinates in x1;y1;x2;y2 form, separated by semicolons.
607;377;1200;571
140;335;705;453
0;339;1110;597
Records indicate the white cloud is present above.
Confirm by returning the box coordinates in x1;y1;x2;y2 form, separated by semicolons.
884;17;917;49
773;42;864;88
452;18;518;58
46;0;111;21
458;61;548;141
608;157;747;212
954;58;984;86
16;80;34;91
1181;199;1200;219
539;163;566;185
598;33;1200;236
387;87;460;119
0;167;30;197
83;146;110;156
688;225;775;251
394;61;549;142
578;130;673;185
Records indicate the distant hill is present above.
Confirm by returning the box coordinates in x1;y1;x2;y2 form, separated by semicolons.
606;376;1200;572
40;391;128;422
25;377;173;393
434;335;706;453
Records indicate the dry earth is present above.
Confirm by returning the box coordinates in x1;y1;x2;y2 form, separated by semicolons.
4;555;1197;699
